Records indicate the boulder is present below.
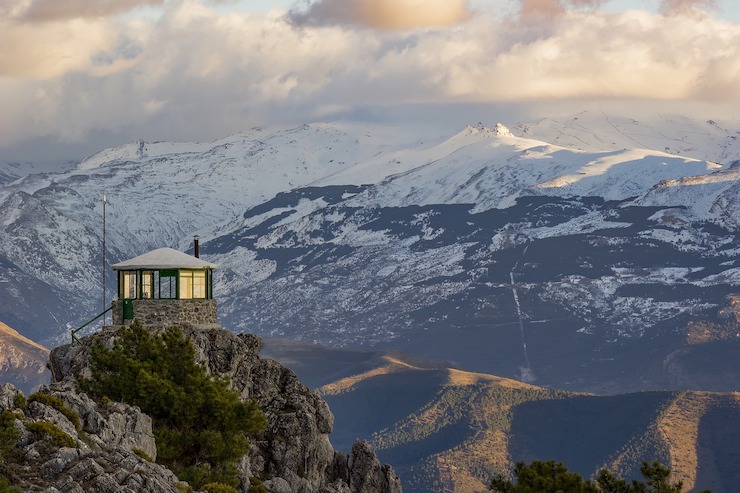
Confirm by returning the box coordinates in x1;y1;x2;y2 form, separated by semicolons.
0;383;179;492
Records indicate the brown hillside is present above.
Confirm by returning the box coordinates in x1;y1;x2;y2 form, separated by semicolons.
267;340;740;493
659;392;740;492
0;321;50;394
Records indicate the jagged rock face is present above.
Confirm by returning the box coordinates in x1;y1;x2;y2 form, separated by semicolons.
44;324;402;493
0;383;180;492
181;327;337;492
49;381;158;461
331;442;404;493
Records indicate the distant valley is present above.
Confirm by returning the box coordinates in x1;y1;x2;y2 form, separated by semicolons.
263;339;740;493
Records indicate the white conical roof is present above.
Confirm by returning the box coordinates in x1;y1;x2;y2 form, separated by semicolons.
112;248;217;270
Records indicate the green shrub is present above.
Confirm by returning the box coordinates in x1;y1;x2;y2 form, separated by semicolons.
174;482;193;493
248;477;268;493
133;448;153;462
12;394;26;412
0;475;22;493
28;393;80;431
25;421;76;448
489;460;709;493
202;483;239;493
0;412;20;458
79;321;266;490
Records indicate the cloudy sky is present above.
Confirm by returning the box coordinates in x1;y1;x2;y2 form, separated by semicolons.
1;0;739;162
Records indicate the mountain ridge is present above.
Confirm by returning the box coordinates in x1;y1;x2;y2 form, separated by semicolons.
0;118;737;394
262;340;740;493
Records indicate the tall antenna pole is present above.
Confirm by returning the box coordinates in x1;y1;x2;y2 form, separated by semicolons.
102;194;107;325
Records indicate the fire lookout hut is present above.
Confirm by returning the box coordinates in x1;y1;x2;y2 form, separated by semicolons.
110;247;218;327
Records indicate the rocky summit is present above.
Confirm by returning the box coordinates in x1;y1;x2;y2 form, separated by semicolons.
0;324;401;493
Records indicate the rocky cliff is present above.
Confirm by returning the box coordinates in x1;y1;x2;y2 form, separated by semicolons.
0;324;402;493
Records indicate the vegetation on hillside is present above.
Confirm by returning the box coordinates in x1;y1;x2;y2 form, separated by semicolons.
28;392;81;430
370;382;572;491
79;321;266;490
0;411;22;493
342;364;721;493
489;460;710;493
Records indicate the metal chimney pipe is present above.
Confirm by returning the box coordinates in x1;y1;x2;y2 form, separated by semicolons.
193;235;200;258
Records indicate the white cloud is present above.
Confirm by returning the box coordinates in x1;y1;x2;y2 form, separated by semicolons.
0;17;119;78
19;0;165;21
659;0;716;16
288;0;472;29
518;0;606;20
1;0;739;158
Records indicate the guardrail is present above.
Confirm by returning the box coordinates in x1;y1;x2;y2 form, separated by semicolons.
71;306;113;345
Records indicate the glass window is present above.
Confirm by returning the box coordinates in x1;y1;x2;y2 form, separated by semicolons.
179;271;193;300
193;271;206;299
142;271;154;299
176;270;207;299
160;270;177;299
121;271;137;299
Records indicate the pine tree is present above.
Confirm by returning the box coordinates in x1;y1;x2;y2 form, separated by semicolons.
490;460;710;493
80;321;266;489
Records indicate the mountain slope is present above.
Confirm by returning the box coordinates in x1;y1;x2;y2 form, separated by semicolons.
264;341;740;493
0;321;49;394
0;123;419;342
208;184;738;391
319;123;723;213
514;111;740;165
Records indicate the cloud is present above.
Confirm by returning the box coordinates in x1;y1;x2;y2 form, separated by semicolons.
0;0;155;78
19;0;165;22
519;0;605;19
1;1;740;159
289;0;472;29
659;0;716;16
0;18;121;78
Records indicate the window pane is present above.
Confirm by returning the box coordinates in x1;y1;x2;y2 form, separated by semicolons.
179;270;193;300
152;271;160;299
122;272;137;299
193;271;206;299
142;271;154;299
160;275;176;299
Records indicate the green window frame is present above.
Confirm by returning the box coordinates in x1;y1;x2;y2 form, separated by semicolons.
142;271;155;299
178;270;207;299
120;271;138;300
159;269;178;299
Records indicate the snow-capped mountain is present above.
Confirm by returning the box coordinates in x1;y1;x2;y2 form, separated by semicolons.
319;123;724;214
0;160;77;186
0;117;738;392
0;123;420;341
514;110;740;165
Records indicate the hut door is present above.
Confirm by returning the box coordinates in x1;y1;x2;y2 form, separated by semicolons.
123;299;134;321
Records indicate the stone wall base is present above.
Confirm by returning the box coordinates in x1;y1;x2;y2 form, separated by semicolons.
111;299;218;327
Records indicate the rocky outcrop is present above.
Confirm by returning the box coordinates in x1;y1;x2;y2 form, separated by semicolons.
330;442;404;493
36;324;403;493
0;383;180;492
